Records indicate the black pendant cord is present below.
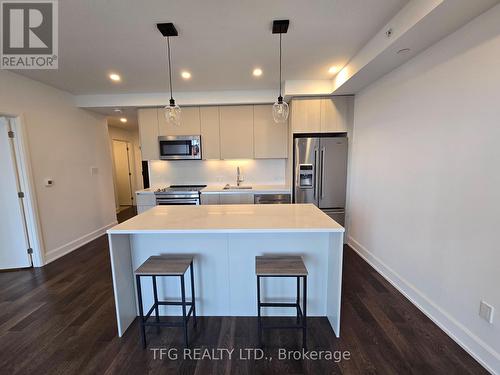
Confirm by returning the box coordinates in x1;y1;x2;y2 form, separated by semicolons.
278;32;283;102
166;36;174;104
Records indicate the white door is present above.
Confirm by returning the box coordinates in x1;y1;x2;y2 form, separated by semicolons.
0;118;32;269
112;140;133;206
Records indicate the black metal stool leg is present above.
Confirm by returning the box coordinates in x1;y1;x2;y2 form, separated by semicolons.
152;275;160;333
302;276;307;349
190;261;197;327
296;276;300;325
180;274;188;348
136;275;147;348
257;276;262;347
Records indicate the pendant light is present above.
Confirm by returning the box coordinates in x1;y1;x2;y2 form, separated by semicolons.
157;23;181;126
272;20;289;123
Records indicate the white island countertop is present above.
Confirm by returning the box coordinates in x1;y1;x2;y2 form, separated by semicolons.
107;203;344;234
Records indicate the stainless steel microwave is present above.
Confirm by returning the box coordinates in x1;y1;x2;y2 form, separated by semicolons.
158;135;202;160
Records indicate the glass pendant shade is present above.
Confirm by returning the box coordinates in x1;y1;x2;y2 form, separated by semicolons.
272;98;289;123
164;102;181;126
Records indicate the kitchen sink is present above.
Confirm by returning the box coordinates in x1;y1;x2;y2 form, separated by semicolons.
223;184;252;190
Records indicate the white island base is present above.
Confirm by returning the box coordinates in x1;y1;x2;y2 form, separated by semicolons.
107;204;345;338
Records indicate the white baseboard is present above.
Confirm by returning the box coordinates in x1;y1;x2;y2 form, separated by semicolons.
347;236;500;375
43;221;118;265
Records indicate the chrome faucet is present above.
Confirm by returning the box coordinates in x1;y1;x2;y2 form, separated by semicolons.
236;166;244;187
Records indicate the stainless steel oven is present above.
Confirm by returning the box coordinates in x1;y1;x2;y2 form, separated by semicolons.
154;185;206;205
156;195;200;205
159;135;201;160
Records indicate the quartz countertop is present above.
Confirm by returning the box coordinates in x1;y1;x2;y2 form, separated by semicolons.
201;184;290;195
107;203;343;234
135;188;156;194
136;185;290;195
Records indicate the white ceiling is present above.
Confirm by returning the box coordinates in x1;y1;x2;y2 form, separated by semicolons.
90;107;139;130
13;0;408;95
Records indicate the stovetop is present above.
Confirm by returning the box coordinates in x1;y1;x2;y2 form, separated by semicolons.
154;185;207;194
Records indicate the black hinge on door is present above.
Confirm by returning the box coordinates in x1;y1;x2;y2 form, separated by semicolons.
18;192;25;198
27;248;33;254
8;130;15;138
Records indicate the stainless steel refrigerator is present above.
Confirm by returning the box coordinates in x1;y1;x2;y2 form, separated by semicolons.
293;135;348;225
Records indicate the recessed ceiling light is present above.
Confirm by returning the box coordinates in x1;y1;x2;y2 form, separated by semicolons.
253;68;263;77
397;48;411;55
181;71;191;79
120;118;127;123
109;73;121;82
113;108;122;113
328;66;340;75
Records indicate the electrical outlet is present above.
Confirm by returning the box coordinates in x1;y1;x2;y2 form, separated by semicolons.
90;166;99;176
479;301;494;324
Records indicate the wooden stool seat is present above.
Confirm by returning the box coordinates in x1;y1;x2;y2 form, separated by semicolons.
255;255;308;276
255;255;308;349
135;255;193;276
134;255;196;348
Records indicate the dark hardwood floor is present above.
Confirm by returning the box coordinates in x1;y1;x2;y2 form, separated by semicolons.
0;207;486;374
117;205;137;223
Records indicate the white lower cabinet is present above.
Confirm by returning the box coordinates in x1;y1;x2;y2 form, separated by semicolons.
136;191;156;214
201;192;254;205
200;193;220;205
219;193;254;205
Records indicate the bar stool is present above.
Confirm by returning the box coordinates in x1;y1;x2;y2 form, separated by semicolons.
134;255;196;348
255;255;308;348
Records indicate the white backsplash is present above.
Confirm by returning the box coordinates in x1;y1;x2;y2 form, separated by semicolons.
149;159;286;187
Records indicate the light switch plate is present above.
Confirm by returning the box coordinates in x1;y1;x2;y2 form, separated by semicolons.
90;167;99;176
479;301;494;323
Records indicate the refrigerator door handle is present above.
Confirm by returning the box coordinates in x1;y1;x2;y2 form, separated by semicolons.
314;148;318;199
320;147;326;199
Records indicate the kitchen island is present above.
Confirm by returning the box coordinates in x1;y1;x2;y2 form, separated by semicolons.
107;204;345;337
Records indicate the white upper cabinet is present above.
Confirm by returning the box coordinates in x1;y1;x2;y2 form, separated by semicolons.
200;106;221;160
321;97;349;132
253;104;288;159
219;105;254;159
291;98;321;133
139;104;291;160
158;106;201;136
291;97;351;134
137;108;159;160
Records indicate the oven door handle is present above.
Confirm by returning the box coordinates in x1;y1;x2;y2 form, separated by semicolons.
156;198;200;205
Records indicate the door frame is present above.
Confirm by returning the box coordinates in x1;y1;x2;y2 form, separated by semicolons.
111;138;135;208
0;114;44;267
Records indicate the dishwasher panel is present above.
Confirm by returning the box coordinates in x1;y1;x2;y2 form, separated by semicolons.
254;194;291;204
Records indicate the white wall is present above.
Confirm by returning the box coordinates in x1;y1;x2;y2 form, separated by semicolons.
0;70;117;264
108;126;143;208
149;159;286;188
348;4;500;373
